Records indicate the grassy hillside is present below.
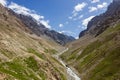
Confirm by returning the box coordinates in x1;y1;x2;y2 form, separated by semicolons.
0;6;67;80
61;22;120;80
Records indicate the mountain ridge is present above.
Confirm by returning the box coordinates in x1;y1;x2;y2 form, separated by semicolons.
79;0;120;38
6;7;75;45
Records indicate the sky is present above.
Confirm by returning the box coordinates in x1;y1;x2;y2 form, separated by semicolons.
0;0;112;39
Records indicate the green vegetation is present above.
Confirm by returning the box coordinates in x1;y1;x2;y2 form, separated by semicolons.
78;25;120;79
62;23;120;80
60;50;69;61
38;70;46;80
0;48;66;80
61;48;81;62
0;57;41;80
76;40;102;60
24;56;39;71
90;47;120;80
44;48;57;54
67;48;81;61
24;57;46;80
28;48;44;59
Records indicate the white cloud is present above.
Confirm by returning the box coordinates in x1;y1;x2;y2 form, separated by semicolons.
91;0;100;3
69;2;87;20
58;31;64;34
40;20;51;29
89;7;97;12
59;31;75;35
89;2;108;12
0;0;7;6
74;2;87;12
97;2;107;9
68;16;73;19
8;2;43;20
73;12;78;17
8;2;51;28
68;14;84;21
82;16;94;27
75;37;79;39
68;12;78;20
59;24;63;27
79;15;84;19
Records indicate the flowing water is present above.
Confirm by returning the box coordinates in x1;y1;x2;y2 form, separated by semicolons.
53;48;81;80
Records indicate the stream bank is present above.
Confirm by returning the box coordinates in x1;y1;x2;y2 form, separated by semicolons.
53;48;81;80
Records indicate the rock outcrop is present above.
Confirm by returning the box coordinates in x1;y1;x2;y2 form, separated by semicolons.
10;10;75;45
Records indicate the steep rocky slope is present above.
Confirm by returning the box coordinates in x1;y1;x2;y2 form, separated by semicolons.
0;4;67;80
9;9;75;45
17;14;75;45
61;0;120;80
79;0;120;38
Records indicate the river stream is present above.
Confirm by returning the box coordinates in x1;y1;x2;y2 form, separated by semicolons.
53;48;81;80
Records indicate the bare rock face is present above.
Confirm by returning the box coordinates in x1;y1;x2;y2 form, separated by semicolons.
79;0;120;38
16;14;75;45
3;4;75;45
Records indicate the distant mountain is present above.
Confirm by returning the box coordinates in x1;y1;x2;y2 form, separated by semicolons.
79;0;120;38
7;8;75;45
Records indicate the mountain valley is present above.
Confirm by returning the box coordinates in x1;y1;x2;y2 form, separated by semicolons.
0;0;120;80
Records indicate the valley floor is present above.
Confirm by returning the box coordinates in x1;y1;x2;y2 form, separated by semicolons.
53;48;81;80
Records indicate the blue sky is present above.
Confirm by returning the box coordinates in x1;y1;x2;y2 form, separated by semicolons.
0;0;112;38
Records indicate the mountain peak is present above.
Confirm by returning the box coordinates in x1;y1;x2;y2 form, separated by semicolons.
15;12;75;45
79;0;120;38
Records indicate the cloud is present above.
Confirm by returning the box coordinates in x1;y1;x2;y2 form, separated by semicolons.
89;7;97;12
97;2;107;9
40;20;51;29
74;2;87;12
89;2;108;12
8;2;51;28
0;0;7;6
79;15;84;19
8;2;44;20
75;37;79;39
68;14;84;21
73;12;78;17
69;2;87;20
68;16;73;19
82;16;94;27
59;31;75;36
59;24;63;27
91;0;100;3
